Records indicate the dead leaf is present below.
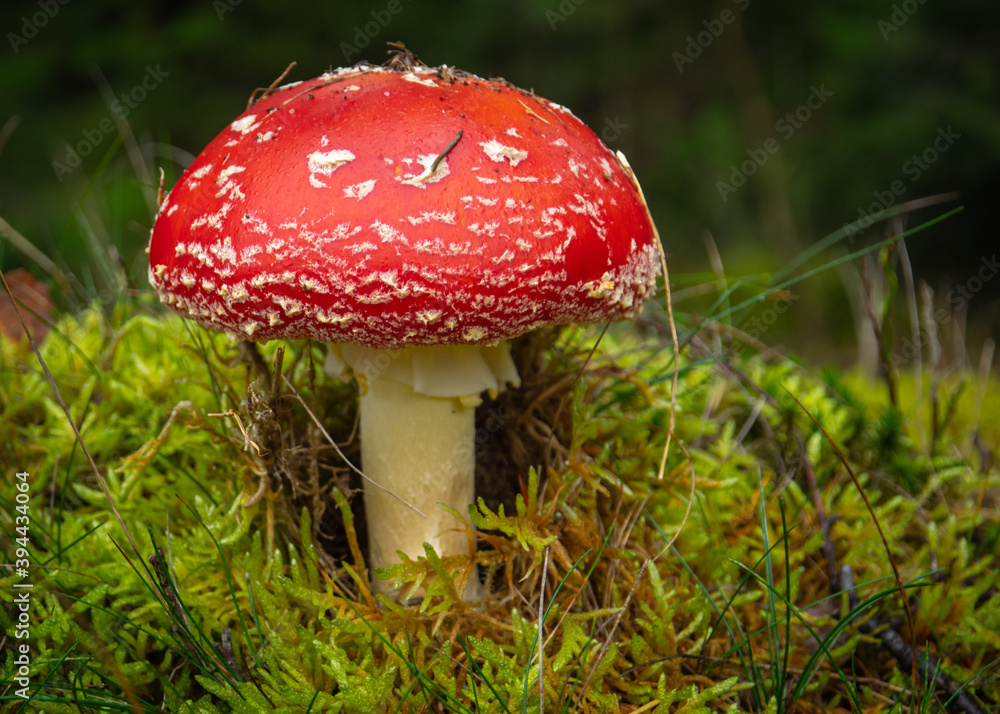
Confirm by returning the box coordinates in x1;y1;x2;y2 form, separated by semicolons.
0;267;53;343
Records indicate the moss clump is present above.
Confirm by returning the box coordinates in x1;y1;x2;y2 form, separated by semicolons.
1;299;997;712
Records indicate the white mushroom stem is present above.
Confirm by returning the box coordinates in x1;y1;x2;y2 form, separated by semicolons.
360;376;477;593
327;343;520;599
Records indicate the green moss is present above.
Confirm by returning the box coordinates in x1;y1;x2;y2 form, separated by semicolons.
1;304;997;712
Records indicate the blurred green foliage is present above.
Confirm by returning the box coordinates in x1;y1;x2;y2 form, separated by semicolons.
1;0;998;360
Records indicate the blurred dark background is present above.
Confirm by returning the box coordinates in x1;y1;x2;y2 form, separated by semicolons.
1;0;998;366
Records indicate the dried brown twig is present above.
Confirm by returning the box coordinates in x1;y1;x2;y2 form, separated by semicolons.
841;566;986;714
802;447;988;714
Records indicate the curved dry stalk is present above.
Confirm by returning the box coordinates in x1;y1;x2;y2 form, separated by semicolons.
652;438;699;561
621;152;679;481
279;374;427;519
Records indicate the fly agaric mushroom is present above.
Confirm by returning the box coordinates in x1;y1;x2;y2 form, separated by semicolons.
147;51;661;598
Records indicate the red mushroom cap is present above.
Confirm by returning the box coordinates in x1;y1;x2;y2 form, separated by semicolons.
148;61;661;349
